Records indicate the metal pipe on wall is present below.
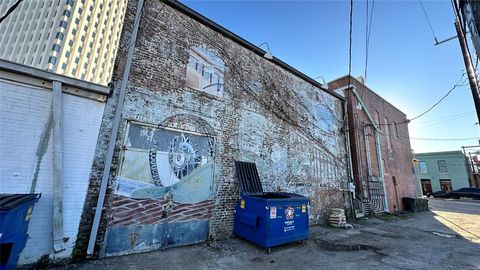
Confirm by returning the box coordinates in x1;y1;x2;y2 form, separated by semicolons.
86;0;145;256
52;80;65;252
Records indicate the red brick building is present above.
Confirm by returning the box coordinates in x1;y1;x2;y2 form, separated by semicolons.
329;76;417;214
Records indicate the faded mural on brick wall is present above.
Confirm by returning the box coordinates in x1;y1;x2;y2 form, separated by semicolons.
106;122;215;255
186;46;225;96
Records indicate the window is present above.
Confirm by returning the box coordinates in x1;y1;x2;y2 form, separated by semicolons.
374;111;381;130
59;21;67;28
72;29;77;35
75;57;79;64
66;0;74;5
55;32;64;40
62;63;67;70
52;44;61;52
48;56;57;65
419;161;427;173
68;40;74;46
393;122;399;139
78;47;82;53
81;36;85;42
384;117;391;149
437;160;448;173
72;68;76;75
65;51;70;58
75;18;80;24
63;10;71;17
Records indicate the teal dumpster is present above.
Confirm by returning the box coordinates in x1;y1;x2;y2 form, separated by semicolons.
0;194;41;270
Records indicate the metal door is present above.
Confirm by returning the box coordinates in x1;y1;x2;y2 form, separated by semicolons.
368;179;385;213
105;122;215;256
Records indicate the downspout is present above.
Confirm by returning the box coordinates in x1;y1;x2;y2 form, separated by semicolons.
86;0;145;256
343;100;355;217
52;81;65;252
363;125;373;176
350;86;389;212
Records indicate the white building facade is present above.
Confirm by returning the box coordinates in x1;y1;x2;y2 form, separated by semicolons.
0;59;109;263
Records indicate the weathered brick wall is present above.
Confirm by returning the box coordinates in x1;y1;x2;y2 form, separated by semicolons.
329;76;417;212
76;0;350;257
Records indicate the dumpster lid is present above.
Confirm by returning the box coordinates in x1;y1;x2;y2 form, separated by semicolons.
235;161;263;194
0;194;41;210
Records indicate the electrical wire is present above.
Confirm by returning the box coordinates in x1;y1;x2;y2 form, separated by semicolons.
419;0;438;44
348;0;354;87
364;0;375;82
408;136;480;141
376;73;467;126
0;0;23;24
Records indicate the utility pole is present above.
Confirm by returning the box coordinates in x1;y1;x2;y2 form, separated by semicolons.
455;20;480;124
452;0;480;124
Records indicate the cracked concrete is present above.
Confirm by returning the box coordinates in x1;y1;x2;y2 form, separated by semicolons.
47;199;479;270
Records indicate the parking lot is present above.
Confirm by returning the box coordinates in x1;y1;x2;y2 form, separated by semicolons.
45;198;480;270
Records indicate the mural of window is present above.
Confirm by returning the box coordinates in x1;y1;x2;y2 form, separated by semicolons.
437;160;448;173
419;161;427;173
186;46;225;96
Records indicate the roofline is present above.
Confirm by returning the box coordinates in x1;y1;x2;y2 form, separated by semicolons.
163;0;345;102
0;59;110;95
328;75;405;115
414;150;465;156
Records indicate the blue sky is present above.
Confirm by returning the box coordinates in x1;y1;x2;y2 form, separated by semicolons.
183;0;480;153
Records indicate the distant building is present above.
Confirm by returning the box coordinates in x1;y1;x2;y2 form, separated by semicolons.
414;151;471;195
0;0;127;85
329;76;417;214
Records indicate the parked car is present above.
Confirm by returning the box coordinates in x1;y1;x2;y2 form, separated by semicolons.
449;188;480;199
427;190;450;198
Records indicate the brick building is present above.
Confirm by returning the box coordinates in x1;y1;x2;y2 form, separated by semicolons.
329;76;417;214
74;0;352;258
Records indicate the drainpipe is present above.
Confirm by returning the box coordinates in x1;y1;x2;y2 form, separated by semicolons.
342;100;356;217
86;0;145;256
52;81;65;252
363;125;373;176
350;87;389;213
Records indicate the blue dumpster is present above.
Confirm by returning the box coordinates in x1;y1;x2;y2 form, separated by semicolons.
233;162;309;252
0;194;41;270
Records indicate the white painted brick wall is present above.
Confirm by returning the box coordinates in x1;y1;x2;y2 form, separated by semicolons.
0;80;105;264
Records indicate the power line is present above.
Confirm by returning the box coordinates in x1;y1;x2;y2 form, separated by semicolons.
418;0;438;44
364;0;375;82
408;136;480;141
0;0;23;24
376;73;467;126
348;0;354;87
409;74;467;122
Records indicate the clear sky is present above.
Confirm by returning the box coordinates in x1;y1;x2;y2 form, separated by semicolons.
183;0;480;153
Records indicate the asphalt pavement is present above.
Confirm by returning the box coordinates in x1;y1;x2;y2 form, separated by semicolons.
42;199;480;270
